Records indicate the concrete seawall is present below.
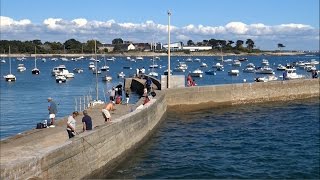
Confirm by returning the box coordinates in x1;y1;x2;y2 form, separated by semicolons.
1;79;319;179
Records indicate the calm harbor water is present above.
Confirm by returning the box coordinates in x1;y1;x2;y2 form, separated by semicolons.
0;55;319;140
105;98;320;179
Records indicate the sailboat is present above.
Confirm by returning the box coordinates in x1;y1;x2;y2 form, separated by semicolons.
91;40;104;106
61;45;68;61
31;46;40;74
100;54;109;71
3;46;16;82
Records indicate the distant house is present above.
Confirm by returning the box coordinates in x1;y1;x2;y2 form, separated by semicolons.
116;43;135;51
182;46;212;52
99;44;114;52
163;42;183;51
134;43;151;51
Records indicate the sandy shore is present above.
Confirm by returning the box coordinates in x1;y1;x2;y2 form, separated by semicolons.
0;51;309;58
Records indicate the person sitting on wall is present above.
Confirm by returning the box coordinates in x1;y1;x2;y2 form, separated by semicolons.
187;74;193;87
143;95;150;105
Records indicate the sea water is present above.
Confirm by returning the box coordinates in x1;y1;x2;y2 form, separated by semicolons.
0;55;319;139
105;98;319;179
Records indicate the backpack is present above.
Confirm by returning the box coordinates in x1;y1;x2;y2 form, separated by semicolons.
36;123;43;129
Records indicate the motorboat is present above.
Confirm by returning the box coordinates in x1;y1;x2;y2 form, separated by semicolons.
73;68;83;73
148;71;159;77
255;66;274;74
136;56;144;60
185;57;193;62
55;75;67;83
261;59;269;66
243;63;255;73
1;59;6;63
17;57;26;61
61;57;69;61
212;63;224;71
277;64;286;71
189;69;203;77
228;69;240;76
88;62;95;70
205;69;216;75
51;58;58;61
284;68;305;80
305;66;316;72
102;75;112;82
255;75;278;82
194;58;201;62
310;59;319;65
92;69;101;74
106;57;115;61
118;71;125;78
123;66;132;69
58;69;75;78
41;58;46;62
126;57;131;60
200;62;208;67
51;65;66;76
17;64;26;72
238;57;248;61
149;64;159;68
232;60;241;67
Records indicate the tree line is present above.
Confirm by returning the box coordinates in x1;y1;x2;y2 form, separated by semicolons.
0;38;284;54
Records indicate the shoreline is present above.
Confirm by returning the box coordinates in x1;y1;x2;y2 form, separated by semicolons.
0;51;312;58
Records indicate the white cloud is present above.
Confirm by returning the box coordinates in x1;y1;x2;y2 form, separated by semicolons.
0;16;319;50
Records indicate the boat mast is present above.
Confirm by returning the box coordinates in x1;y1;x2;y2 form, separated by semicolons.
34;46;37;68
9;46;11;74
95;40;98;101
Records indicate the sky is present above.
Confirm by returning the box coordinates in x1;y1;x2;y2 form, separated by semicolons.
0;0;319;51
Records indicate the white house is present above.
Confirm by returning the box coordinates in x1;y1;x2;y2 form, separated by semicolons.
127;43;135;51
163;42;183;51
182;46;212;51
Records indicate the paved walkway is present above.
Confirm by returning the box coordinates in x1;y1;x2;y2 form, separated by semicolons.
0;102;139;165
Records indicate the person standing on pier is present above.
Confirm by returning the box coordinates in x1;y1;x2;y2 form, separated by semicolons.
82;110;92;132
47;97;58;125
66;111;78;138
102;101;114;122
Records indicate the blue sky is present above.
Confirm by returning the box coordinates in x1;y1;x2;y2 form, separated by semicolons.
1;0;319;50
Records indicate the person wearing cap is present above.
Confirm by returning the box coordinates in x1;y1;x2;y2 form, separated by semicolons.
82;110;92;132
47;97;58;125
67;111;78;138
101;101;115;122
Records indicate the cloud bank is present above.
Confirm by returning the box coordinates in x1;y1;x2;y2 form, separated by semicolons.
0;16;319;50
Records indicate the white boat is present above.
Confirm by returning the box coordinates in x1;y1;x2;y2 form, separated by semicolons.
189;69;203;77
31;47;40;75
17;57;26;61
185;57;193;62
100;65;109;71
93;69;101;74
243;63;255;73
305;66;316;72
57;69;75;78
276;64;286;71
3;46;16;82
136;56;144;60
148;71;159;77
51;65;66;76
61;57;69;61
255;66;274;74
261;59;269;66
73;68;83;73
310;59;319;65
88;62;95;70
118;71;125;78
200;62;208;67
126;57;131;60
212;62;224;71
255;75;278;82
232;60;241;67
51;58;58;61
106;57;115;61
17;64;26;72
1;59;6;63
284;68;305;80
55;75;67;83
194;58;201;62
41;58;46;62
228;69;240;76
102;75;112;82
296;61;306;67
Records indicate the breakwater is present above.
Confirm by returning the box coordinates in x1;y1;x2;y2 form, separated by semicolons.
0;79;319;179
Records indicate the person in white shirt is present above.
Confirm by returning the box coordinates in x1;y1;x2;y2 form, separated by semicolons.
66;111;78;138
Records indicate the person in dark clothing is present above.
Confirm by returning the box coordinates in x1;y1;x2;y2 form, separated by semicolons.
146;77;152;94
116;83;123;97
82;110;92;131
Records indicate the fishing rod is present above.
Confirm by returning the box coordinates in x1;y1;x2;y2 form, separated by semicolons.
74;131;102;157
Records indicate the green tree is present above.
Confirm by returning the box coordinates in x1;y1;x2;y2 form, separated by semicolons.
236;40;244;49
187;40;195;46
64;39;82;53
112;38;123;45
245;39;255;51
277;43;285;51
